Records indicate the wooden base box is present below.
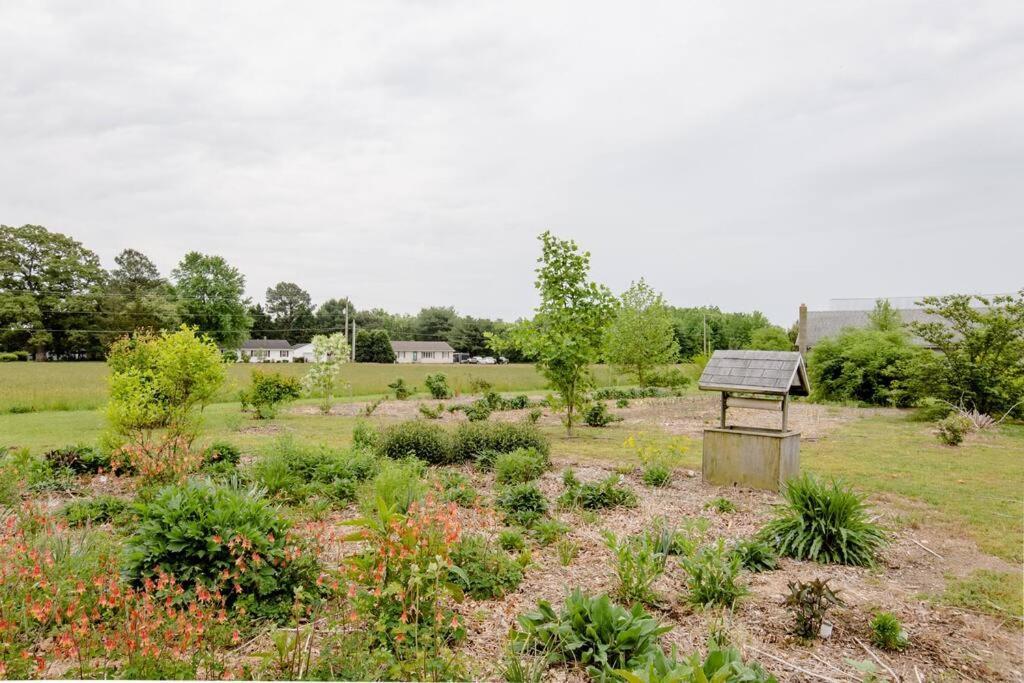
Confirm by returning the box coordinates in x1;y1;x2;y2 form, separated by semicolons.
702;427;800;492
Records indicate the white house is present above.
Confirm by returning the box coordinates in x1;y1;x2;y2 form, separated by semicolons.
239;339;293;362
291;342;316;363
391;340;455;364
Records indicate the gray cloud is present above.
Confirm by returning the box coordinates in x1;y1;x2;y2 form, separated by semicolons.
1;1;1021;325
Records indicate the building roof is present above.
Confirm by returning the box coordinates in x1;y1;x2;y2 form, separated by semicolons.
240;339;292;350
800;309;938;349
391;340;455;353
291;342;312;350
698;350;810;396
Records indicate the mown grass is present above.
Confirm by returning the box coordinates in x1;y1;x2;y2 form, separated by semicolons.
0;362;630;413
801;415;1024;564
935;569;1024;623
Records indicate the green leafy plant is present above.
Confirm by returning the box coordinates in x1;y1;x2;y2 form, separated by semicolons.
463;399;493;422
936;413;972;446
558;475;638;510
351;420;379;450
362;397;384;416
683;540;747;608
603;530;667;605
253;436;379;503
424;373;454;399
706;497;737;513
376;420;453;464
60;495;130;527
202;440;241;466
557;539;579;566
616;398;629;408
388;377;415;400
784;579;843;640
450;534;524;599
512;589;670;680
43;445;111;474
530;518;569;546
583;402;622;427
495;448;550;484
731;538;779;573
418;402;445;420
526;407;543;424
759;474;886;566
438;470;478;507
499;529;527;552
619;645;777;683
124;479;320;619
626;434;688;489
496;483;549;527
869;612;908;651
239;370;302;419
357;458;427;519
300;332;351;413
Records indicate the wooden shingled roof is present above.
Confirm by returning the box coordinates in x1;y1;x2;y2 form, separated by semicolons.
698;350;810;396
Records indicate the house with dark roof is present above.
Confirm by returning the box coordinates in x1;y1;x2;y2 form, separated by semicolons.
391;340;455;364
238;338;294;362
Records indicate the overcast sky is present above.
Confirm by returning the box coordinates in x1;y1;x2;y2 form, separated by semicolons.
1;2;1021;326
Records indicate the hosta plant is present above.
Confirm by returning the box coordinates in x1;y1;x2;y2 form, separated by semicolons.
759;474;886;566
619;645;777;683
512;589;670;680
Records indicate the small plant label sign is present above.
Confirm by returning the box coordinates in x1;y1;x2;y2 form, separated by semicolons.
819;621;834;639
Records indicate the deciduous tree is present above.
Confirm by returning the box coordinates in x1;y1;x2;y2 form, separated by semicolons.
172;252;252;348
603;279;678;385
355;328;397;363
265;281;315;343
301;332;351;413
100;248;179;344
510;232;614;434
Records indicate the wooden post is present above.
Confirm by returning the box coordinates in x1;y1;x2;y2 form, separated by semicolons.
720;392;728;428
782;394;789;431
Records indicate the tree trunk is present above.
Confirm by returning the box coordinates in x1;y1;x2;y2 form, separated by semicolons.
34;346;46;362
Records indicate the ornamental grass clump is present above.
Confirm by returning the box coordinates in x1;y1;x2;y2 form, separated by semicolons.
758;474;886;567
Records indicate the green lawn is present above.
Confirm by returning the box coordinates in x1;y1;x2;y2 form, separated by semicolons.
802;416;1024;564
0;362;628;413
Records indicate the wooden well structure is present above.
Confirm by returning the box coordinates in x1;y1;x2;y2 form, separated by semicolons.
698;350;810;491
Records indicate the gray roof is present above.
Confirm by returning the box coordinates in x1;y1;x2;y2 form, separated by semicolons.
800;309;939;349
240;339;292;350
698;350;810;396
391;340;455;353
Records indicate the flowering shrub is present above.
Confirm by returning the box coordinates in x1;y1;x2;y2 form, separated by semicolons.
125;479;321;620
0;506;236;679
344;496;466;678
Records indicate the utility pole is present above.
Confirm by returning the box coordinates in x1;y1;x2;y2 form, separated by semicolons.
351;320;357;361
702;313;708;357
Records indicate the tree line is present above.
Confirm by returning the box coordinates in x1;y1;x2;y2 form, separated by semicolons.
0;224;792;362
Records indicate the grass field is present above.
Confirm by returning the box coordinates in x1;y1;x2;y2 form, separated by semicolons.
0;362;630;413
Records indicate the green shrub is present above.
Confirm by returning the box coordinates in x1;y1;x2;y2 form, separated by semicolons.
526;407;543;424
683;540;747;608
731;538;779;572
453;421;550;463
494;448;550;484
424;373;453;399
531;518;569;546
438;470;478;507
351;420;379;451
910;397;952;422
450;534;524;599
808;328;926;407
506;394;531;410
936;413;972;446
239;370;302;419
558;475;638;510
641;463;671;487
512;589;670;680
61;495;130;527
125;479;319;618
592;387;668;401
463;399;492;422
387;377;415;400
583;402;621;427
645;367;692;390
202;441;241;466
759;474;886;566
418;402;445;419
869;611;908;651
498;529;526;552
0;352;19;362
376;420;453;464
784;578;842;639
43;445;110;474
603;530;667;605
26;457;77;493
616;398;629;408
253;437;379;503
356;457;426;517
496;483;549;527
